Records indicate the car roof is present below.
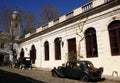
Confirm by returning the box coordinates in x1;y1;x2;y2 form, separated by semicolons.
67;60;92;64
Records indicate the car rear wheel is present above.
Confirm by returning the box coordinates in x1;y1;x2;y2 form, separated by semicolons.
80;73;89;82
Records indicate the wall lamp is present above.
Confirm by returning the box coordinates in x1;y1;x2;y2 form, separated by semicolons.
59;37;64;47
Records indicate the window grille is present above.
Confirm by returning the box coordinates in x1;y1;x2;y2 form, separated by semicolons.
82;2;93;12
66;12;73;19
42;24;48;29
53;18;59;24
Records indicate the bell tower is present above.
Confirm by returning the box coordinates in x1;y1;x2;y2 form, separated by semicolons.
10;11;21;52
10;11;21;40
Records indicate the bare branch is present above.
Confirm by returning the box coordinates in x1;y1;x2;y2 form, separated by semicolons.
39;3;61;26
76;17;89;60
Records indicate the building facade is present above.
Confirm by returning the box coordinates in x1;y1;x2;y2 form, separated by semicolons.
19;0;120;76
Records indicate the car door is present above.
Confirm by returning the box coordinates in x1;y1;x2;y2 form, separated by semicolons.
64;62;81;78
62;63;73;78
71;63;82;78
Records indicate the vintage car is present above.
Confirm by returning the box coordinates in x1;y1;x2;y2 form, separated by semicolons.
51;61;103;82
17;57;32;69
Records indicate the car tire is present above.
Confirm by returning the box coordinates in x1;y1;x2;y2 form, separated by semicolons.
80;73;89;82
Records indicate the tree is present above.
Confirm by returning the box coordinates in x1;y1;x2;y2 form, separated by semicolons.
0;12;21;50
16;8;36;38
65;17;88;62
0;5;13;44
0;4;38;61
76;17;88;60
0;4;13;32
21;11;36;37
0;4;22;53
38;3;61;26
0;3;61;50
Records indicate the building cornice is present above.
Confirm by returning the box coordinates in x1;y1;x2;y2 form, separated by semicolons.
19;0;119;44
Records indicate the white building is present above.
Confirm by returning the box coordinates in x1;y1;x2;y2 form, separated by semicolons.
19;0;120;76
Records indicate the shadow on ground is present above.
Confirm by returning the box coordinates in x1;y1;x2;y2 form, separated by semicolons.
0;69;45;83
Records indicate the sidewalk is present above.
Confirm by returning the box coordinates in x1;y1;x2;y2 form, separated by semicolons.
0;66;120;83
102;75;120;81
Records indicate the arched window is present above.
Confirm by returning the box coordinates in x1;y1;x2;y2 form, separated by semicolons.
85;28;98;58
108;20;120;56
44;41;49;61
30;45;36;64
54;38;61;60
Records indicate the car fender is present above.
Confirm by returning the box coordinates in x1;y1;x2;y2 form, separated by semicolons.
51;67;65;77
96;67;103;77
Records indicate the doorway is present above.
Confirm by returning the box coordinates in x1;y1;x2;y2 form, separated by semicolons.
67;38;77;61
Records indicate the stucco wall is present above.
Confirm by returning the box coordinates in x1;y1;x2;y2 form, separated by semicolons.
19;2;120;76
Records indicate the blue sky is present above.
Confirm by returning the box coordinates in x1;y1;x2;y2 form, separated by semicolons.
0;0;90;16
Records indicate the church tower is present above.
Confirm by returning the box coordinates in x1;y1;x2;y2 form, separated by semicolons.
10;11;21;41
10;11;21;52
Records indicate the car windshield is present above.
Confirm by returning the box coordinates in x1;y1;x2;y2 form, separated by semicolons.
86;61;94;68
66;62;81;68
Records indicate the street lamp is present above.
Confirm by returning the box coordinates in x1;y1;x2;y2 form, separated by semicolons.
58;37;64;47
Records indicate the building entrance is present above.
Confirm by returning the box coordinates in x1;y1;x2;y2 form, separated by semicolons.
67;38;77;61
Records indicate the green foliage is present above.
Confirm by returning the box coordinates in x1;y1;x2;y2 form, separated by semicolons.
66;51;77;62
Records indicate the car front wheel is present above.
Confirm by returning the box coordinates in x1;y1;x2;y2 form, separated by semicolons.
80;73;89;82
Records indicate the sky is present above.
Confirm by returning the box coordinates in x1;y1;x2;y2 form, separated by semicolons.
0;0;90;17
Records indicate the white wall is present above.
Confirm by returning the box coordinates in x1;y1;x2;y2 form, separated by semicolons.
19;4;120;76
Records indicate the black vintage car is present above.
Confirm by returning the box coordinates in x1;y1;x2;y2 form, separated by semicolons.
51;61;103;82
17;57;32;69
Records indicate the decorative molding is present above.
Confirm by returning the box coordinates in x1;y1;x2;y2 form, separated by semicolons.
19;0;119;43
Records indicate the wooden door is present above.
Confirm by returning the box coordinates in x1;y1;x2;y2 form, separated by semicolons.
68;38;77;61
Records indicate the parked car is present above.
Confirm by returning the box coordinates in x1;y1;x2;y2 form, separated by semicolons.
51;60;103;82
17;57;32;69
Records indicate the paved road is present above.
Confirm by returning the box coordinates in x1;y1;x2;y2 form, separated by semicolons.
0;69;45;83
0;66;120;83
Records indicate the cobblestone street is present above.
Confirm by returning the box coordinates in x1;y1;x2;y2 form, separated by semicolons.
0;69;44;83
0;66;120;83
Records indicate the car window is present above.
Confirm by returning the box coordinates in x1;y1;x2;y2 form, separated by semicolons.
73;63;81;69
86;62;94;68
66;63;73;68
